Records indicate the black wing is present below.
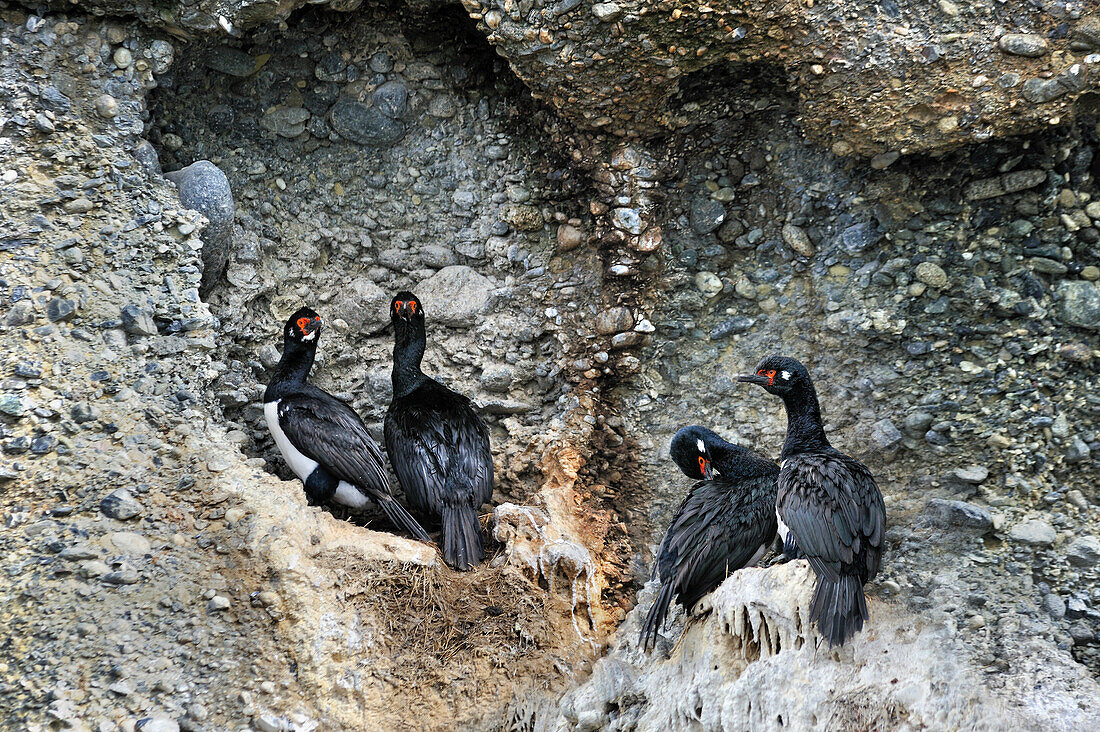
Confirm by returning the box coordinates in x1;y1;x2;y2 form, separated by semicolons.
385;381;493;517
657;473;779;612
778;451;885;583
277;387;390;498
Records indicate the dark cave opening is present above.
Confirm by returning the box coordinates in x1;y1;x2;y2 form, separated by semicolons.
142;1;586;536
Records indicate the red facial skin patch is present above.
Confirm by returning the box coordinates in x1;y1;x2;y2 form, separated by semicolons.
698;456;708;476
296;317;311;332
757;368;778;385
409;301;417;314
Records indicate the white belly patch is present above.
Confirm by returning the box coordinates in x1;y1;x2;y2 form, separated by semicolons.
265;400;319;482
776;508;790;542
332;481;369;508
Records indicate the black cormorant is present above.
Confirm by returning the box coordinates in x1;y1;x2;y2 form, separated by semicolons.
385;292;494;571
640;425;780;650
263;307;431;542
738;355;886;646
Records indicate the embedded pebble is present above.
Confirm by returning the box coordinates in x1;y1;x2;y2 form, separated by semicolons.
260;106;310;138
94;94;119;118
1008;520;1057;547
556;224;585;251
953;465;988;485
329;98;406;147
695;271;723;298
840;222;880;253
372;80;408;119
915;262;948;289
781;224;814;257
925;499;993;531
109;531;152;555
1066;537;1100;567
998;34;1049;58
113;47;133;68
136;717;179;732
100;489;144;520
592;3;623;22
208;595;231;611
595;307;634;335
611;208;643;235
121;304;158;336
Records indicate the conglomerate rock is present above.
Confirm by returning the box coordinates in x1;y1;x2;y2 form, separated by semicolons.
457;0;1100;155
42;0;1100;156
5;0;1100;730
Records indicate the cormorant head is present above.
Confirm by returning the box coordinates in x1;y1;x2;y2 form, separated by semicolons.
737;354;810;397
391;291;425;323
284;306;322;345
670;426;717;481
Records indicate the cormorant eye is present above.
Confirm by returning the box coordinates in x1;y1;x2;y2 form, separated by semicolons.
409;301;417;313
395;300;404;311
698;456;707;474
296;317;310;331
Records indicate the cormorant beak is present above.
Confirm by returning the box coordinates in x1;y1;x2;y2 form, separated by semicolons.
298;315;322;341
702;459;715;481
737;373;770;386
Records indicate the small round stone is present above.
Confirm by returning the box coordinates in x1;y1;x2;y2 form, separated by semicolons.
94;94;119;118
998;33;1050;58
633;227;662;253
113;47;133;68
915;261;948;289
556;224;585;252
781;224;814;257
595;307;634;335
695;271;723;298
100;489;143;520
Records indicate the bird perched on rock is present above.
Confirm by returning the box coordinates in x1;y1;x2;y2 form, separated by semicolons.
738;355;886;646
640;425;779;651
385;292;494;570
263;306;430;542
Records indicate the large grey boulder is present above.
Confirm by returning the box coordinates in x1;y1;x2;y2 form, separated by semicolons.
419;266;493;327
164;160;235;293
332;278;390;335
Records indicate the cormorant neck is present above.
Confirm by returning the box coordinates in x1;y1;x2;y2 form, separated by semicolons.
266;338;315;400
392;318;427;398
707;438;765;477
779;382;830;457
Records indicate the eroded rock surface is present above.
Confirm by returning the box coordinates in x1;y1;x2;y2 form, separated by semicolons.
459;0;1100;155
553;562;1100;731
3;1;1100;731
36;0;1100;156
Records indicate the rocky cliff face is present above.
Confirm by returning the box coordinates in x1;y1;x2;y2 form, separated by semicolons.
2;1;1100;731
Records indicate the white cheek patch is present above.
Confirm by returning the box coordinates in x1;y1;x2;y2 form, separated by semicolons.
781;370;791;380
302;331;317;342
697;438;705;453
